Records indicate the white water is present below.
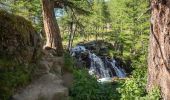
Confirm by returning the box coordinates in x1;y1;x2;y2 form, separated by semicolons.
71;46;86;56
71;46;126;82
98;77;112;83
110;60;126;78
88;53;110;78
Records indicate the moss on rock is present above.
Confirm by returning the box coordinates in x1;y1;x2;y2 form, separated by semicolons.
0;10;42;99
0;10;41;63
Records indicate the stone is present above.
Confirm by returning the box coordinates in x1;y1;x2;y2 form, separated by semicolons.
0;10;68;100
0;10;42;63
12;55;69;100
13;73;68;100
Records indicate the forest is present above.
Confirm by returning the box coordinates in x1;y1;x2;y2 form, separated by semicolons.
0;0;169;100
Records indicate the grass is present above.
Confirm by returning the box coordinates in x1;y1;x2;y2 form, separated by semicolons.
0;63;34;99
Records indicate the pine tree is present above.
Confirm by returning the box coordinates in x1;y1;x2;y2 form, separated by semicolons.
41;0;63;56
147;0;170;99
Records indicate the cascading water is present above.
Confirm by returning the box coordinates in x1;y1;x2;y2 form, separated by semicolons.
71;45;126;82
110;59;126;78
71;46;86;56
88;53;110;78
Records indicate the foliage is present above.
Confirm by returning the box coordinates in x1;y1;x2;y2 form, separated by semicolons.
118;60;161;100
0;9;36;39
143;87;161;100
118;56;147;99
107;0;154;99
0;61;35;100
118;50;161;100
63;52;75;72
0;0;42;31
118;77;147;100
0;57;17;68
61;0;160;99
69;69;121;100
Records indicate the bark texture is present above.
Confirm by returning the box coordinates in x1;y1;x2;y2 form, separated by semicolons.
41;0;63;56
147;0;170;99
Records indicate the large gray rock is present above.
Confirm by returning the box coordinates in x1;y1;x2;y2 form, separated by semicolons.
13;73;68;100
13;55;68;100
0;10;42;63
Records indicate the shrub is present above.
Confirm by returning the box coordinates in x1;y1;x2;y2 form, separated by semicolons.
0;55;35;99
143;86;161;100
118;55;161;100
69;69;121;100
63;52;75;72
0;63;34;99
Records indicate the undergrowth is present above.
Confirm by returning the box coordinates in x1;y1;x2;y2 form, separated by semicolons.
0;57;35;100
69;69;122;100
64;51;161;100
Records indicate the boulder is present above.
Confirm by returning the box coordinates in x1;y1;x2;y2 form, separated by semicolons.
78;40;114;56
13;73;68;100
0;10;68;100
13;56;69;100
0;10;42;99
0;10;41;63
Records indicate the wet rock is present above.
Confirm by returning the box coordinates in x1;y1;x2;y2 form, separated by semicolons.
78;40;114;56
99;47;108;56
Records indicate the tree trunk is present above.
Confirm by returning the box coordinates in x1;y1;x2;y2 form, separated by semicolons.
41;0;63;56
67;21;73;51
70;24;77;50
147;0;170;99
95;26;98;41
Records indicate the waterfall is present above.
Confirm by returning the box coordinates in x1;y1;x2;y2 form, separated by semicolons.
71;46;86;56
71;45;126;82
110;60;126;78
88;53;110;78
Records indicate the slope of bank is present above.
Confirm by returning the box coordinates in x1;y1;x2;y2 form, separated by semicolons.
0;10;68;100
